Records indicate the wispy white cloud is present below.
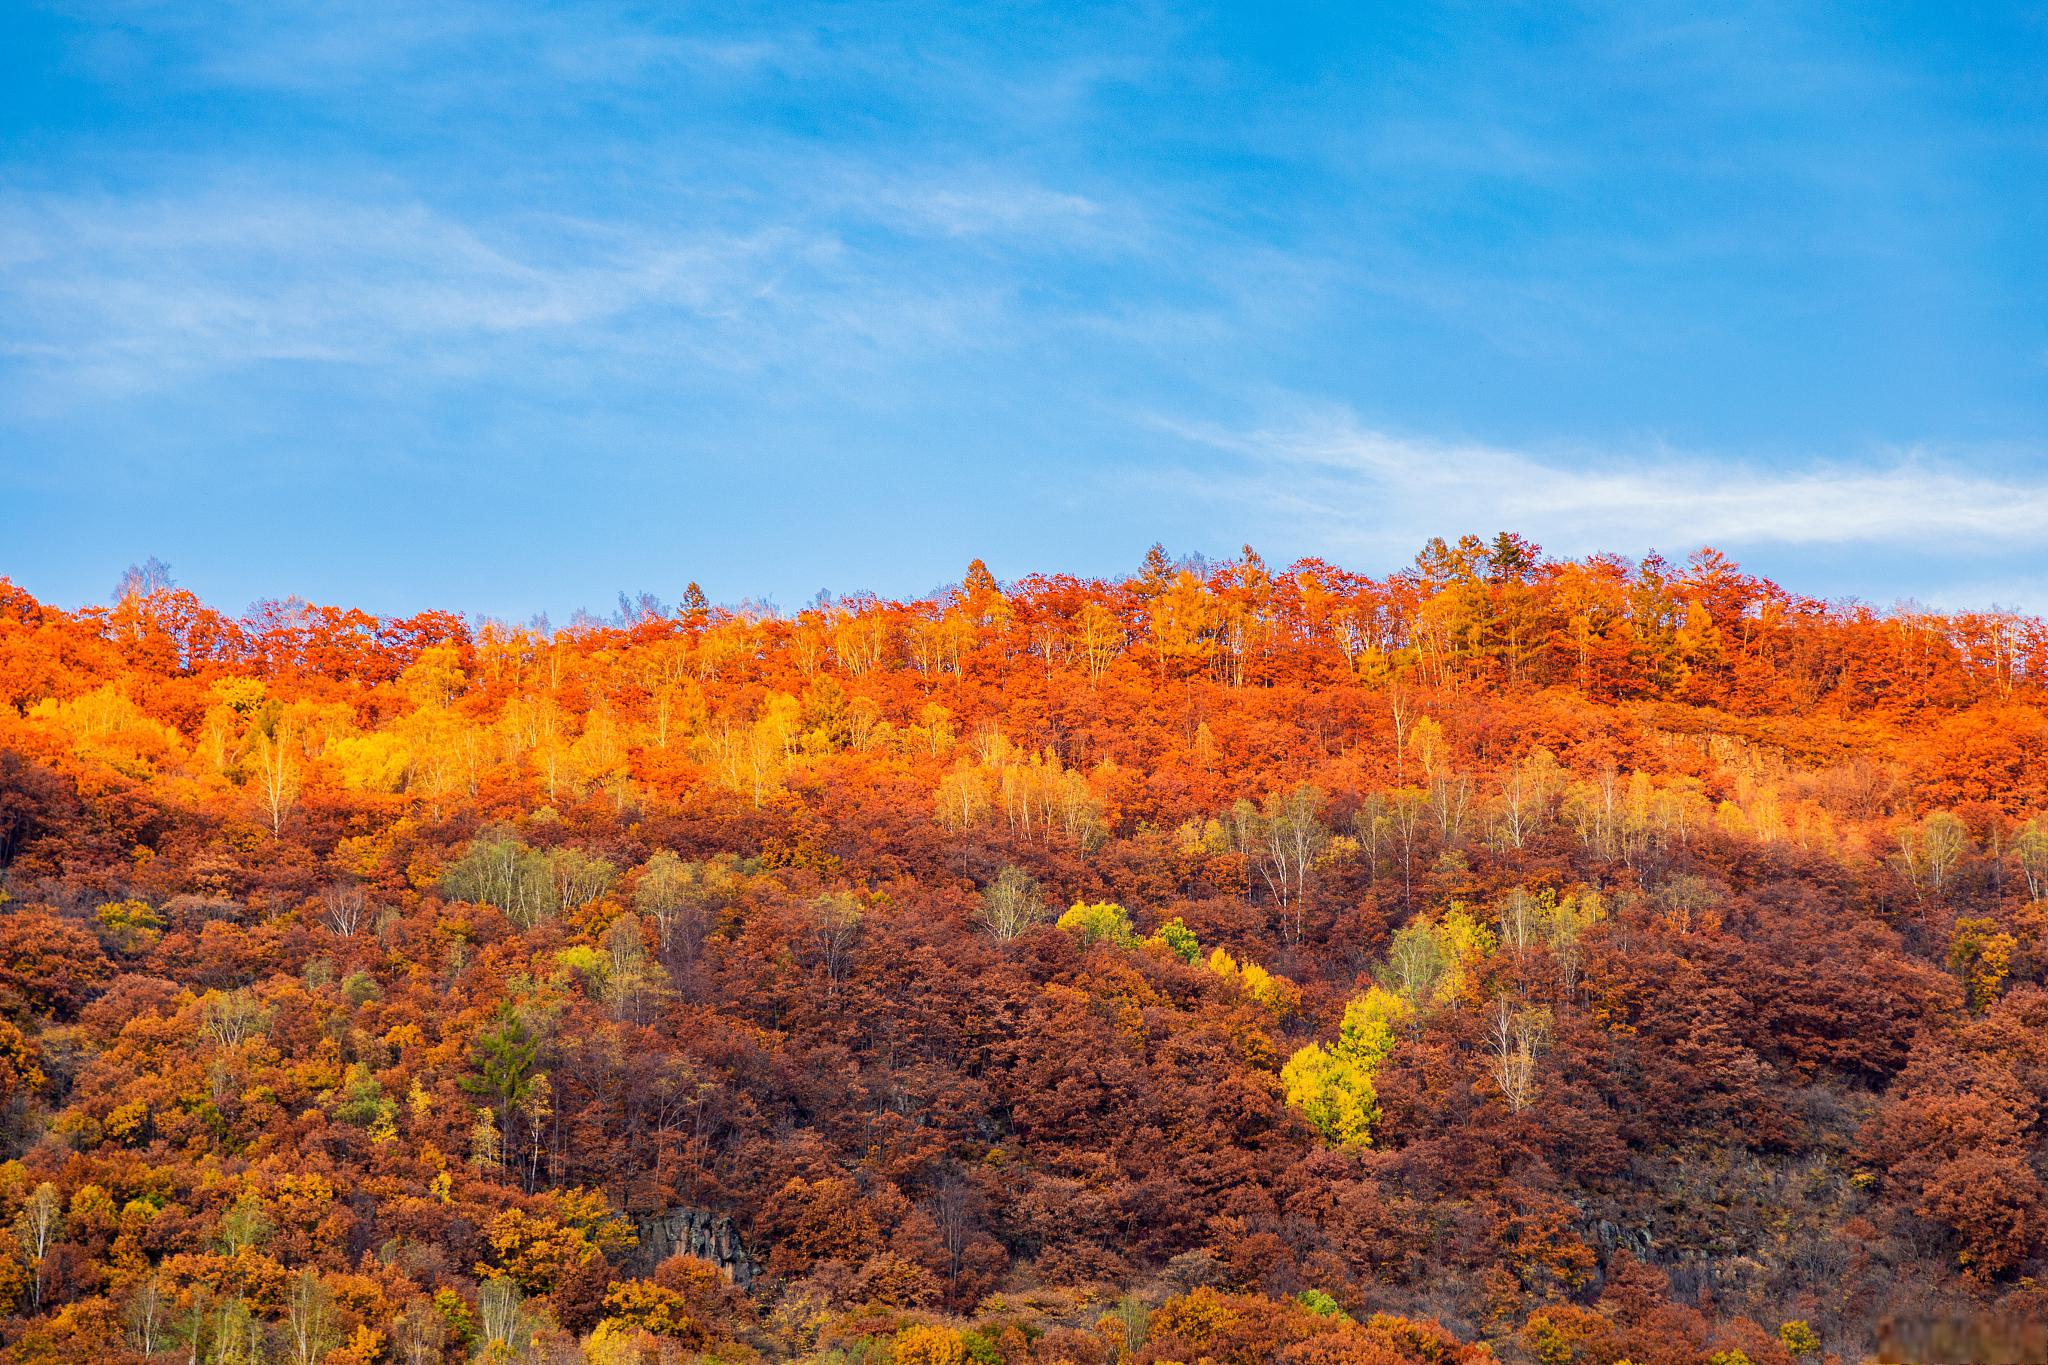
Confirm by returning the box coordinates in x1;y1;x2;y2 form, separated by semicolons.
1155;409;2048;556
58;0;1145;134
0;170;1132;402
0;192;831;388
868;181;1104;240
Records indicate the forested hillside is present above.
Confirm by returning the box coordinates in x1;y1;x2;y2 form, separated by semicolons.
1;537;2046;1364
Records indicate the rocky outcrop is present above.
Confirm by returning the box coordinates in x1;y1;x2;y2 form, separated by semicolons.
1591;1218;1654;1259
630;1207;755;1287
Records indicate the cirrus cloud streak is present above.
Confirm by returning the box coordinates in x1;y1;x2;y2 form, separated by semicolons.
1158;411;2048;557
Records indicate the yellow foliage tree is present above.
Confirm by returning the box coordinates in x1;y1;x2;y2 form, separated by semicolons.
600;1280;707;1343
1057;902;1135;948
1281;986;1411;1147
480;1208;595;1294
894;1323;968;1365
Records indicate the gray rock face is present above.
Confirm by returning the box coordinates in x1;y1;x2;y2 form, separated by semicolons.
630;1207;755;1287
1592;1218;1655;1258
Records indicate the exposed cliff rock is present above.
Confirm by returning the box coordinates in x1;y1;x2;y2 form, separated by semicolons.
631;1207;755;1287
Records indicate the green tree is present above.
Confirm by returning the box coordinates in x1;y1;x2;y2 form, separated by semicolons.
1897;810;1969;895
1155;917;1201;964
216;1192;271;1255
209;1297;264;1365
284;1270;338;1365
441;829;558;926
977;865;1051;941
632;849;694;946
463;1007;543;1137
2016;816;2048;900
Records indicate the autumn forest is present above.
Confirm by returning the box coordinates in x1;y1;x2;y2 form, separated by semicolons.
2;536;2047;1365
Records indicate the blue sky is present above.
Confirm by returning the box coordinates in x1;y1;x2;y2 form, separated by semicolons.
2;2;2046;619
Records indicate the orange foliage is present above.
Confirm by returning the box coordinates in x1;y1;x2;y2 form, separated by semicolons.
0;540;2044;1358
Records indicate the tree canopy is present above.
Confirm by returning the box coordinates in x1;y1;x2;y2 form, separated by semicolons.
0;539;2045;1361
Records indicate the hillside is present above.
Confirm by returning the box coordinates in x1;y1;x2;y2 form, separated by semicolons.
0;537;2045;1364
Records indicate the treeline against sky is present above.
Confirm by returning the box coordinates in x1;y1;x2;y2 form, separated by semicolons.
1;535;2047;1363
